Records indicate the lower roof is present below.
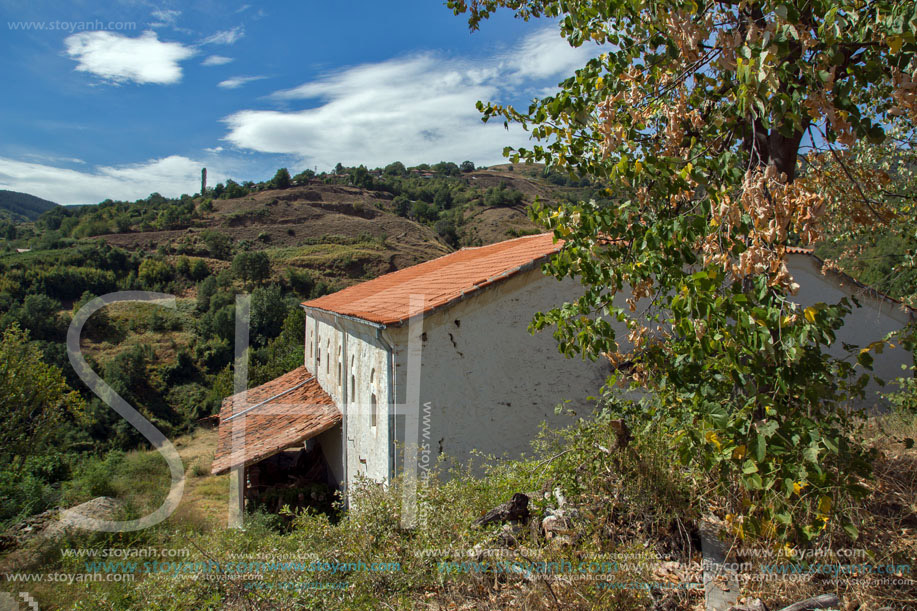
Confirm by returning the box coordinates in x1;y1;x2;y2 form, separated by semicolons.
211;367;341;475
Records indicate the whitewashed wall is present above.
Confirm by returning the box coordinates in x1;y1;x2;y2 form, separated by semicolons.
384;267;613;475
303;252;913;492
786;254;914;409
305;312;392;490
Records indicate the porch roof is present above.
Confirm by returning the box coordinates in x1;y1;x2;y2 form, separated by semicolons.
211;366;341;475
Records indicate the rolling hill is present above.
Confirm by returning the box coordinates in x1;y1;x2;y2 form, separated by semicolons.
0;190;58;221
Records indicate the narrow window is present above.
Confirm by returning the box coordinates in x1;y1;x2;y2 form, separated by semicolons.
337;345;342;388
370;368;377;430
325;340;330;375
350;355;355;399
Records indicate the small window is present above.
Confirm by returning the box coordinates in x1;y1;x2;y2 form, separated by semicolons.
325;340;330;374
370;368;377;430
316;336;321;366
350;355;355;399
337;346;342;387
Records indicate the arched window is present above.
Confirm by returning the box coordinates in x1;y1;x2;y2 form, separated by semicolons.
370;368;377;430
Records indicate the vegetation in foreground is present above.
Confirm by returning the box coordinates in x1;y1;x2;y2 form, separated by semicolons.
1;398;914;610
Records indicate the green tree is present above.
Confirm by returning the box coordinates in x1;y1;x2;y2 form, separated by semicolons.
452;0;917;543
411;201;439;223
201;230;232;259
0;325;83;473
460;160;475;173
1;294;67;341
138;258;174;288
393;195;411;217
190;258;210;281
271;168;292;189
384;161;407;176
232;251;271;285
250;284;289;346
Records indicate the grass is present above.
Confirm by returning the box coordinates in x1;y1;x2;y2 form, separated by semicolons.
2;409;915;610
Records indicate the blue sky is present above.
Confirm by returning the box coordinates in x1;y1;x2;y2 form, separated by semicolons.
0;1;600;205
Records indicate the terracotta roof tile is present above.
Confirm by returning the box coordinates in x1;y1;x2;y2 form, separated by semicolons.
211;367;341;475
302;232;562;325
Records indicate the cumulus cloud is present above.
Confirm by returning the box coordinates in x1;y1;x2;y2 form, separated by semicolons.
222;27;601;168
218;75;266;89
200;26;244;46
202;54;233;66
64;30;195;85
0;156;225;205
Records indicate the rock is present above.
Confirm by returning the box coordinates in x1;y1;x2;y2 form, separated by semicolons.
42;497;127;538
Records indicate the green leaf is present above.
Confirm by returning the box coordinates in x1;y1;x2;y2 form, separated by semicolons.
843;522;859;540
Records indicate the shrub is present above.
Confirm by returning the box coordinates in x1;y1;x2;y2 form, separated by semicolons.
190;258;210;281
138;259;174;289
232;251;271;285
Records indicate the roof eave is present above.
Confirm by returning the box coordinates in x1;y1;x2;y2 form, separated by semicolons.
300;250;559;327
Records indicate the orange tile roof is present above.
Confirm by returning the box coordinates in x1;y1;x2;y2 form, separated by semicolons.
302;232;563;325
211;367;341;475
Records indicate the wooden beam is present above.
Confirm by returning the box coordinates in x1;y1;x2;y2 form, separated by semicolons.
229;465;245;528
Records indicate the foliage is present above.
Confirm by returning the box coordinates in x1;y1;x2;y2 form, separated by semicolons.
138;258;174;289
201;230;233;260
451;0;917;543
0;189;58;221
0;324;83;473
231;250;271;285
250;284;291;346
483;183;524;207
271;167;292;189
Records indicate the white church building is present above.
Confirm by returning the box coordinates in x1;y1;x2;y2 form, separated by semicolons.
212;233;914;503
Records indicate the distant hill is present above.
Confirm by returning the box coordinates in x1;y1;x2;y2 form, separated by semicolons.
0;190;58;221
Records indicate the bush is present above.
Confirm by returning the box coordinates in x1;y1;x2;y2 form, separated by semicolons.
190;258;210;281
232;251;271;285
62;452;124;504
176;256;191;277
251;285;290;346
410;201;438;223
285;268;315;297
201;230;232;260
138;259;174;289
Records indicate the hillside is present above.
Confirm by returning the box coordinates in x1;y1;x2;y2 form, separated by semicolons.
0;189;58;221
7;164;592;291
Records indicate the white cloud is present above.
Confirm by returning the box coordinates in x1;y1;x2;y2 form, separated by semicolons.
205;146;224;153
202;54;233;66
64;30;195;85
200;26;244;46
150;9;181;27
222;27;602;168
218;75;266;89
0;156;226;205
21;153;86;165
505;27;596;81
